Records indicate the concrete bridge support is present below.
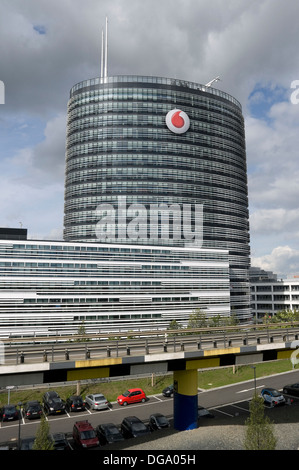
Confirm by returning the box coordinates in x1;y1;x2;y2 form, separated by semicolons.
173;369;198;431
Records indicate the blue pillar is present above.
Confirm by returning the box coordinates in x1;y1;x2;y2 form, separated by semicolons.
173;369;198;430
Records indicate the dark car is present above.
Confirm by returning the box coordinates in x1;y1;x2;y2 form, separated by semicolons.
0;404;19;422
66;395;86;412
96;423;125;445
23;400;43;420
198;406;214;419
50;432;71;450
42;391;66;415
120;416;151;439
148;413;170;430
162;384;174;397
20;437;36;450
72;420;99;449
283;383;299;396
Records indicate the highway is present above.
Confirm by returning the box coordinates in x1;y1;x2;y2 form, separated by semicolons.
2;368;299;449
3;323;299;365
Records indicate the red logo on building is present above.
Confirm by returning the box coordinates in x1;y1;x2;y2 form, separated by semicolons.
165;109;190;134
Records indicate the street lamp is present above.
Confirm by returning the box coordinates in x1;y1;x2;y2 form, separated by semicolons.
251;365;257;395
6;386;14;405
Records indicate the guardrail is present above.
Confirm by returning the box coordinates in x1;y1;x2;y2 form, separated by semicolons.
3;323;299;366
2;321;299;345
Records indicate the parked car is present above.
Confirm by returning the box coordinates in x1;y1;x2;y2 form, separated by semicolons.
50;432;71;450
0;404;19;421
42;391;66;415
72;420;99;449
162;384;174;397
23;401;43;420
85;393;109;410
120;416;151;438
260;387;286;406
117;388;147;406
283;383;299;396
20;437;36;450
198;406;214;419
148;413;170;430
66;395;86;412
96;423;125;445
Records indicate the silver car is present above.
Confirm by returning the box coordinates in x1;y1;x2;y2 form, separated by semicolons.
85;393;110;410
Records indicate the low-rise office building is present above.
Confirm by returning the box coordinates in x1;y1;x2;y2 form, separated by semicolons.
250;267;299;321
0;236;231;337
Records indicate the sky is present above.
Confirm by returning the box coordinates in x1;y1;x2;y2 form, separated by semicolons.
1;0;299;278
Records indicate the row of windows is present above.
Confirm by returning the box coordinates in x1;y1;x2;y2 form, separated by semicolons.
67;112;243;139
68;88;241;119
65;174;247;198
69;76;242;110
253;304;299;311
252;285;299;292
64;180;248;206
66;162;247;184
66;118;244;146
65;135;245;163
65;152;247;177
64;193;249;219
67;101;242;135
22;295;223;304
0;243;229;262
66;131;244;157
68;85;242;122
0;260;228;272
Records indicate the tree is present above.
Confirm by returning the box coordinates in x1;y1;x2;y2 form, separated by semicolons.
244;394;277;450
32;415;54;450
167;319;183;335
187;309;207;329
76;320;89;342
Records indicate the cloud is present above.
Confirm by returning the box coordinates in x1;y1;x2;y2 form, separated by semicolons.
252;246;299;278
0;114;65;237
1;0;299;275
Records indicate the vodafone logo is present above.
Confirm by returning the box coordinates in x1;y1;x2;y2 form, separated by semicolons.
165;109;190;134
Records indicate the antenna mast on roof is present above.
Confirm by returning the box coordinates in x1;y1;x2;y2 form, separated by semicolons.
100;17;108;81
205;76;220;87
100;29;104;79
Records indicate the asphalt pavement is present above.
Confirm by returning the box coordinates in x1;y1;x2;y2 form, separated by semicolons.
2;368;299;452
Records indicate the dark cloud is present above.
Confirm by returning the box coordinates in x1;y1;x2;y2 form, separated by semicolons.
1;0;299;273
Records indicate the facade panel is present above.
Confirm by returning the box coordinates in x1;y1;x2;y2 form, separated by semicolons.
0;240;231;336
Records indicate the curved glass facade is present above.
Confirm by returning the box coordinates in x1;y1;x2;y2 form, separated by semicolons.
64;75;250;320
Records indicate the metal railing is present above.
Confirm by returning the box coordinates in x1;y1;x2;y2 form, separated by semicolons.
2;322;299;366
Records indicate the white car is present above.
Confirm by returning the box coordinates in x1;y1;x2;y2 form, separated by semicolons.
85;393;110;410
260;387;285;407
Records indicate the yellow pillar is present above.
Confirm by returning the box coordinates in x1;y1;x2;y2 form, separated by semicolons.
173;369;198;430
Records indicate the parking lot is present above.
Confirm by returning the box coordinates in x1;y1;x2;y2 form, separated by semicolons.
1;385;299;450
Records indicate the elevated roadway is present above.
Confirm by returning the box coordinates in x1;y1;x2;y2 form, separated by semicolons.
1;323;299;387
1;323;299;431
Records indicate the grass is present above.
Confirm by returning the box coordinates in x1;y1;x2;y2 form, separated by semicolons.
0;359;295;407
198;360;293;389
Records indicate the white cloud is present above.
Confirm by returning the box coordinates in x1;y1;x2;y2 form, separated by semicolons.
252;246;299;278
0;114;65;237
246;95;299;269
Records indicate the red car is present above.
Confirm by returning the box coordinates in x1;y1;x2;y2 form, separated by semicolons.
72;420;99;449
117;388;147;406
